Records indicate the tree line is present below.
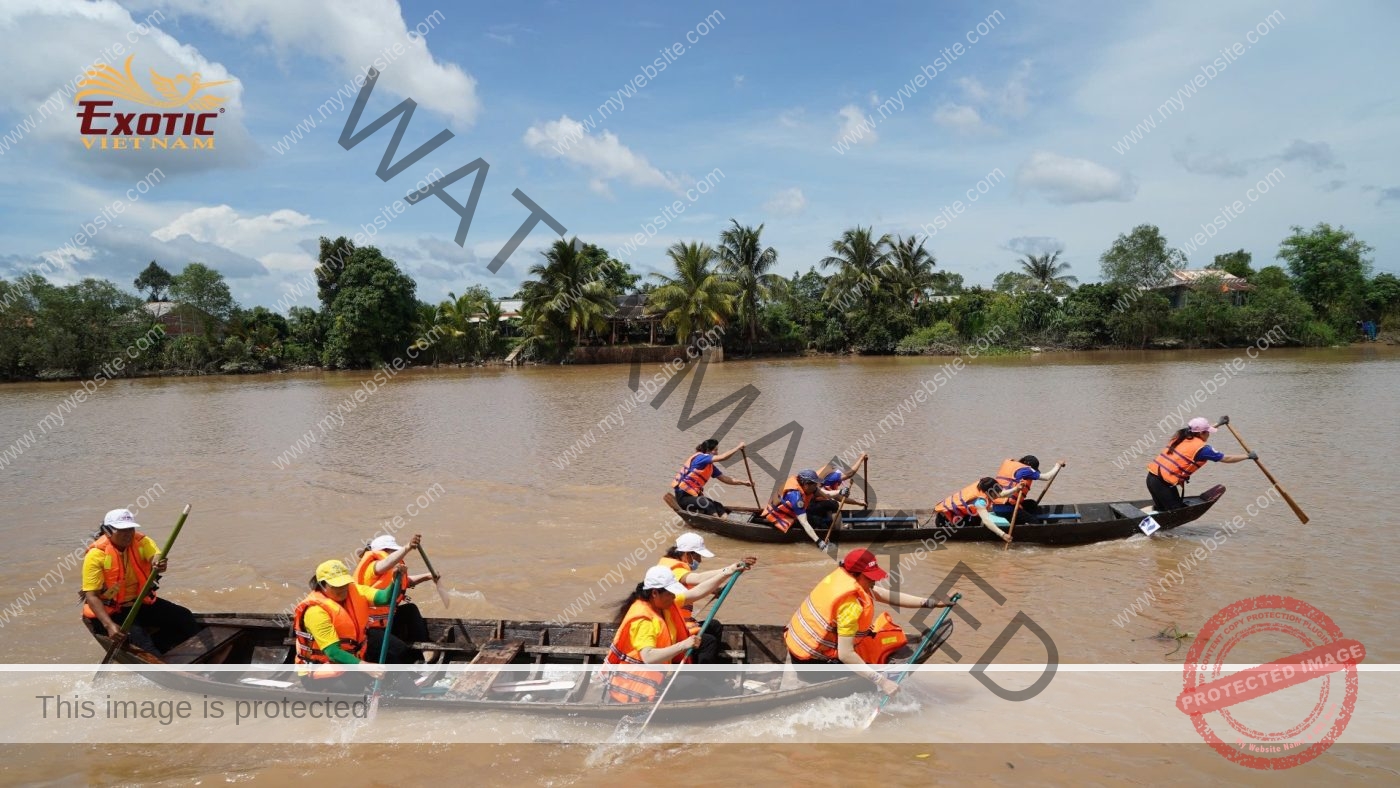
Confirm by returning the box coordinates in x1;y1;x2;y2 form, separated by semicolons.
1;220;1396;381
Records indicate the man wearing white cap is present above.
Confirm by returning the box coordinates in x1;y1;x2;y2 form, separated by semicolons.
354;533;438;663
657;532;757;645
1146;417;1255;511
81;508;200;654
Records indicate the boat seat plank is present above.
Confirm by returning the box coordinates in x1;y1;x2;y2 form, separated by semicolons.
452;639;524;698
520;644;746;661
1110;502;1152;520
163;625;243;664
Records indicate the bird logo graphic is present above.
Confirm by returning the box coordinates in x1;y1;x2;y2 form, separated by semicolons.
75;54;231;111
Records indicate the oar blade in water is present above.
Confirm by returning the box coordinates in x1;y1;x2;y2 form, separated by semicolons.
434;581;451;609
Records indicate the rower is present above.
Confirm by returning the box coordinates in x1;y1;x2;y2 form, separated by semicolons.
672;438;755;516
753;469;828;547
81;508;200;655
934;477;1014;541
784;548;956;694
657;532;757;640
293;559;412;694
353;533;438;664
1146;417;1253;511
990;455;1064;522
808;453;866;526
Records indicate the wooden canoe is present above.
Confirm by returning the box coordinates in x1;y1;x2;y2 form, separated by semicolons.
667;485;1227;546
89;612;954;722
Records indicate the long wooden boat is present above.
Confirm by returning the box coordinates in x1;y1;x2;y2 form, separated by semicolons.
91;612;954;721
667;485;1227;546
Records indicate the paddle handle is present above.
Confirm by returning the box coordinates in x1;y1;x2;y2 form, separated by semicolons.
367;571;403;709
822;490;849;547
880;592;962;707
740;447;762;510
100;504;191;666
862;456;870;504
639;569;744;733
1222;420;1309;524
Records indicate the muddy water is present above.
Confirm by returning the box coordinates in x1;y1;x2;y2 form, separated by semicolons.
1;346;1397;783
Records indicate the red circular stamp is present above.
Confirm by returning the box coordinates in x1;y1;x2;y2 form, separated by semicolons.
1176;595;1364;770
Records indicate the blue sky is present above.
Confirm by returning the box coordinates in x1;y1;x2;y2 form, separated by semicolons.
1;0;1396;311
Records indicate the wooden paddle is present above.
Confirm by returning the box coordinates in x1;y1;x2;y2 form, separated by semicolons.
416;545;451;609
862;455;870;504
861;592;961;729
97;504;191;673
366;571;403;721
619;569;744;741
740;447;762;510
822;488;851;549
1005;463;1064;550
1219;415;1309;524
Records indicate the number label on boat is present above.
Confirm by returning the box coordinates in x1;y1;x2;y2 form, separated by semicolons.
1138;516;1161;536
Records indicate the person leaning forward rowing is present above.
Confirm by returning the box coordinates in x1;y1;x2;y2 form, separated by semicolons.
1146;417;1253;512
657;531;758;640
753;469;835;546
807;453;867;526
935;476;1015;541
604;562;752;704
81;508;201;655
990;455;1065;523
785;548;955;696
354;533;438;664
673;438;755;516
293;559;416;694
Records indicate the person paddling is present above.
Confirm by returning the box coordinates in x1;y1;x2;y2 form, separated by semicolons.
292;559;414;693
354;533;438;664
990;455;1064;522
784;548;955;695
1146;417;1253;511
657;532;757;638
807;453;867;526
81;508;200;655
753;469;830;546
604;562;751;704
673;438;755;516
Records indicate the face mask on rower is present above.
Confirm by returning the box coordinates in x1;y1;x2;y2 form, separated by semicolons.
689;559;701;571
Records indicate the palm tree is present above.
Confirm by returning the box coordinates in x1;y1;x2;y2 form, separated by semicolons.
649;241;737;345
474;298;502;358
887;235;938;306
1019;251;1078;295
820;226;893;311
519;238;613;360
436;291;479;361
411;302;445;365
716;220;784;350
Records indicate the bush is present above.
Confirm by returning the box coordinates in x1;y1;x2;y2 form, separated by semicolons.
895;321;958;354
1298;320;1339;346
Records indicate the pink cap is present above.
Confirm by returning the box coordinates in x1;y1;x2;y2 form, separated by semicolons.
1188;417;1217;434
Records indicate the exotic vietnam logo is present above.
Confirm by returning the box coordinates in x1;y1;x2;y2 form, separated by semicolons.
74;54;229;151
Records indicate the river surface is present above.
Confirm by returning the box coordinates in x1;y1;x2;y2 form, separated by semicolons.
1;347;1397;784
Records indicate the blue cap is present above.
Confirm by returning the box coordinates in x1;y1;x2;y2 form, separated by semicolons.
796;469;819;484
822;471;844;487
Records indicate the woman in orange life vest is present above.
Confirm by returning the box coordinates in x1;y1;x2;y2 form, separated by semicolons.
604;562;752;704
934;476;1014;541
1146;417;1254;511
753;469;835;547
673;438;754;516
81;508;200;655
657;532;758;644
989;455;1065;523
293;559;410;693
784;548;956;696
354;533;438;664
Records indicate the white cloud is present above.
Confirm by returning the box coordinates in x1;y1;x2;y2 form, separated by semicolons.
522;116;679;193
950;61;1033;128
733;74;745;88
763;187;807;217
933;103;990;135
144;0;479;127
152;206;319;247
1017;151;1137;204
836;104;877;145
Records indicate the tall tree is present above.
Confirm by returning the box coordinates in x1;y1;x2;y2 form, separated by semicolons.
519;237;613;360
888;235;939;305
1210;249;1255;279
320;246;419;368
169;263;236;323
579;244;640;295
1099;224;1185;288
649;241;736;345
717;219;783;348
133;260;174;302
1277;223;1372;326
1019;251;1078;294
820;226;893;309
316;236;357;310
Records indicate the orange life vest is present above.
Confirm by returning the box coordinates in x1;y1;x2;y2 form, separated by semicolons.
784;568;875;662
293;587;370;678
604;598;689;703
1147;436;1208;485
354;550;407;629
656;557;698;627
935;482;990;521
992;459;1034;507
760;481;814;534
81;533;157;619
673;452;715;496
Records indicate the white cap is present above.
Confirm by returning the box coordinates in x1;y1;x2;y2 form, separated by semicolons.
103;509;139;530
370;534;401;552
674;532;715;558
643;565;688;595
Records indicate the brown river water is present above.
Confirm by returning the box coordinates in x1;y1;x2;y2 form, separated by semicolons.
1;347;1398;784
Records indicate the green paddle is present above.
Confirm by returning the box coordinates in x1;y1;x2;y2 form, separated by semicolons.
861;592;962;729
366;571;403;721
97;504;191;672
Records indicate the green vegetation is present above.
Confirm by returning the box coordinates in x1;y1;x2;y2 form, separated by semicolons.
2;221;1396;383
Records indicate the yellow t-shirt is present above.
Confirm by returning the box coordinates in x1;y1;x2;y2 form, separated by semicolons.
834;599;866;638
302;584;381;653
628;594;689;651
81;537;161;604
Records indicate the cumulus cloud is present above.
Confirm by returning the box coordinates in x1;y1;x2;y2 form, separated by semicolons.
933;103;989;135
523;116;679;193
836;104;876;145
955;60;1034;119
152;206;319;247
763;187;807;217
1174;138;1344;178
1004;236;1065;256
1017;152;1137;204
142;0;479;127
